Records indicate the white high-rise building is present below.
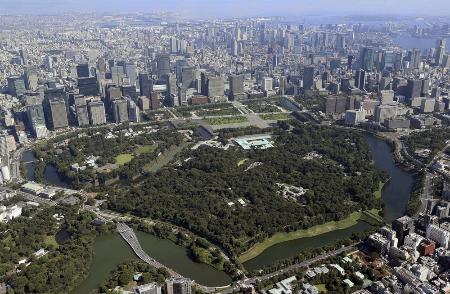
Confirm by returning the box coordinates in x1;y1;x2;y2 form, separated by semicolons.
262;77;273;92
426;224;450;248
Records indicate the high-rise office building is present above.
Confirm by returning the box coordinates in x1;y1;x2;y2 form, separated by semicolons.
112;99;129;123
111;65;125;86
303;66;315;90
24;67;38;91
127;100;140;123
76;63;90;78
336;33;346;51
355;69;366;90
170;37;178;54
392;216;415;245
150;92;159;110
165;75;178;107
229;75;245;100
181;67;196;89
165;278;192;294
47;99;69;130
262;77;273;92
156;54;171;78
138;96;150;111
106;86;122;109
435;39;446;66
406;79;423;99
121;84;137;99
75;98;90;126
26;104;47;138
124;62;137;87
206;76;224;98
78;77;99;96
139;73;153;98
408;48;422;69
88;100;106;125
361;47;375;72
7;76;26;97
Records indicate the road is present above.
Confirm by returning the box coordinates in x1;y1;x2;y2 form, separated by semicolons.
220;244;358;293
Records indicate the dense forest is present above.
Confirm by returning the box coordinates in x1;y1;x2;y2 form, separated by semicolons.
107;123;386;258
404;128;450;163
1;205;115;294
33;126;184;188
94;260;170;293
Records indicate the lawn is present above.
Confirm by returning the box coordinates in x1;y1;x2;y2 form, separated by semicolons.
44;235;59;249
135;144;157;155
115;153;135;165
374;180;387;200
205;116;248;125
260;113;291;121
238;181;389;263
143;143;189;173
238;211;363;263
315;284;327;293
237;158;248;166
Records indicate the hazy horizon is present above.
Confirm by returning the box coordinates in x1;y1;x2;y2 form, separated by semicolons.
0;0;450;18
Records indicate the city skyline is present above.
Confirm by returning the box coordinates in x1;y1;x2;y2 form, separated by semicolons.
1;0;450;17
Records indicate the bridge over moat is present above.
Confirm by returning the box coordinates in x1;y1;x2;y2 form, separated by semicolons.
116;223;184;278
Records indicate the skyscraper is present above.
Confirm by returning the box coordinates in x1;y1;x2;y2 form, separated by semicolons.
262;77;273;92
435;39;446;66
303;66;315;90
112;99;129;123
26;104;47;138
75;98;90;126
111;65;125;86
206;76;224;98
150;92;159;110
24;67;38;91
156;54;171;78
76;63;90;78
124;62;137;87
78;77;99;96
408;48;422;69
127;100;140;123
361;47;375;72
181;67;196;89
139;73;153;98
88;100;106;125
355;69;366;90
229;75;245;100
47;99;69;130
406;79;423;99
7;76;26;97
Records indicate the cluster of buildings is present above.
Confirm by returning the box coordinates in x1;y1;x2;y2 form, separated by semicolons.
365;205;450;293
0;204;22;222
0;14;449;187
131;278;192;294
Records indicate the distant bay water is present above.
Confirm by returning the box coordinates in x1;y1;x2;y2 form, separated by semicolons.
393;34;450;52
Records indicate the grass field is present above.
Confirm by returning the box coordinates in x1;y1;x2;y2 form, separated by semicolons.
143;143;188;173
115;153;134;165
315;284;327;293
374;180;387;199
135;144;157;155
238;181;389;263
259;113;291;121
237;158;248;166
205;116;248;125
238;211;363;263
44;235;59;248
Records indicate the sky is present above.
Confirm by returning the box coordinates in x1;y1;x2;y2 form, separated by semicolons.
0;0;449;17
